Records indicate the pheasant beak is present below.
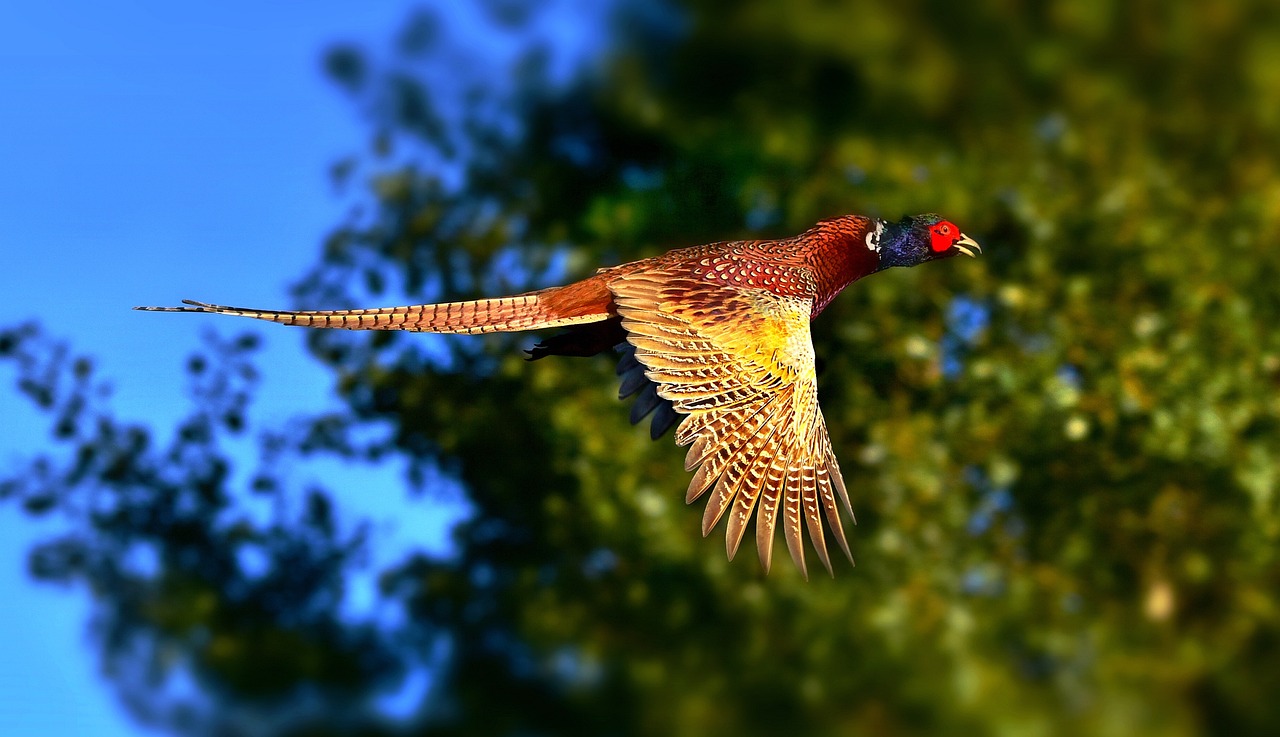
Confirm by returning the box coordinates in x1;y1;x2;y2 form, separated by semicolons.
953;233;982;258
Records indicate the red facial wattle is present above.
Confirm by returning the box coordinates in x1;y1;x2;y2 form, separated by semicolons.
929;221;959;253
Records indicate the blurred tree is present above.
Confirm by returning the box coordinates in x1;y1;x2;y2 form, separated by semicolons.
5;0;1280;735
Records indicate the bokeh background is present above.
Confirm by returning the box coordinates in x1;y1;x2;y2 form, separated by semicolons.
3;1;1280;735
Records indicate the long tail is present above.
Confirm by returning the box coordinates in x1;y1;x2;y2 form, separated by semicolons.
135;275;618;335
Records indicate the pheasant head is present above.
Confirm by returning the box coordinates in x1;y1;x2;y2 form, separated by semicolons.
873;213;981;269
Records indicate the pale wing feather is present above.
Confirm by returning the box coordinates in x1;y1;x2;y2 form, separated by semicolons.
611;269;854;576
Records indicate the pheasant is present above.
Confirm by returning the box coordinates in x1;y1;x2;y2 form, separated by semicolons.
137;213;980;577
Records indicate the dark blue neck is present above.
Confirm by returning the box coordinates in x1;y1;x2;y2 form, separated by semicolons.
875;218;920;269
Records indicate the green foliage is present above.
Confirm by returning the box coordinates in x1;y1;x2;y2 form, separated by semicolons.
6;0;1280;734
0;326;405;732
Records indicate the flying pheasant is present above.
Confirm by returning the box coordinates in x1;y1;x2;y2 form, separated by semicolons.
137;213;979;577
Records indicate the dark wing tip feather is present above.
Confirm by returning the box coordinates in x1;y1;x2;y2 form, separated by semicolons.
629;384;662;425
649;401;679;439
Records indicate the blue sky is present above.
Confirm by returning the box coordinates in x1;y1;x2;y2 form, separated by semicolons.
0;2;463;734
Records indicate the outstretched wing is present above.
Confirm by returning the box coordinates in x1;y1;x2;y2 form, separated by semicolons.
610;267;855;577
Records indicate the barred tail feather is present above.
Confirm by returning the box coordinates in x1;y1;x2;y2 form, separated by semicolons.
135;276;618;335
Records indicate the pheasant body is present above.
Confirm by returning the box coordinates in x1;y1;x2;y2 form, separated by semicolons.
138;213;980;577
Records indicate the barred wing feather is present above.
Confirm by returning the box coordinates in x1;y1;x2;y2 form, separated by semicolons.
610;270;855;577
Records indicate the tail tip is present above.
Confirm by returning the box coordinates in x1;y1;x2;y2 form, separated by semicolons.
133;300;213;313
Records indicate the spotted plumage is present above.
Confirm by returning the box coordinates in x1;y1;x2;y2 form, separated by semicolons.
137;213;980;577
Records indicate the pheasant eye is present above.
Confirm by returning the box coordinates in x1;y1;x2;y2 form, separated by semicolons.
929;221;958;252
